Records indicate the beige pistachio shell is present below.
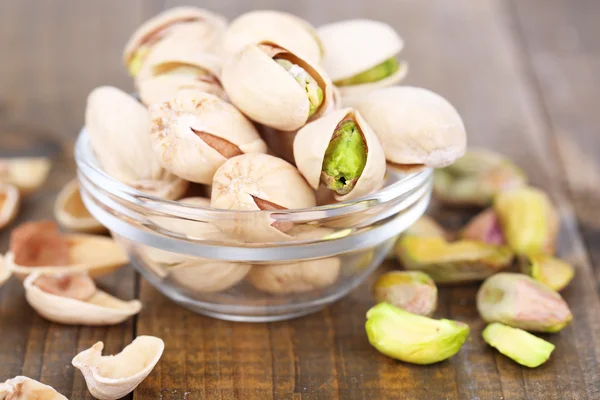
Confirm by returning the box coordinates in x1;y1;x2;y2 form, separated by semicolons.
0;254;11;288
318;19;403;81
6;234;129;280
294;108;386;201
168;260;251;292
0;376;67;400
150;90;267;184
222;42;332;131
129;174;189;200
72;336;164;400
354;86;467;167
24;273;141;325
0;183;19;230
222;10;322;63
54;179;106;233
0;157;51;195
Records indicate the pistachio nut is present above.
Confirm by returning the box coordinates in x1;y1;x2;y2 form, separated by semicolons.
294;108;386;201
0;183;19;230
150;90;267;184
520;253;574;291
222;10;323;64
168;260;251;293
477;273;572;332
0;254;11;288
353;86;466;168
0;157;51;195
365;303;469;365
372;271;437;316
482;323;555;368
403;215;447;238
24;272;141;326
85;86;188;199
395;236;513;284
222;42;332;131
494;186;559;255
318;19;408;97
211;153;316;242
54;179;106;233
123;7;227;77
460;208;504;245
72;336;164;400
434;149;527;206
0;376;67;400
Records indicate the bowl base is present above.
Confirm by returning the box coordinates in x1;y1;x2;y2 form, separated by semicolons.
175;301;327;322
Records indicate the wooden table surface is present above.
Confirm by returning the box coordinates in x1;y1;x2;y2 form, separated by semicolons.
1;0;600;399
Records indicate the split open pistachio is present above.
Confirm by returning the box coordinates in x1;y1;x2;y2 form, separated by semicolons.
0;157;51;195
494;186;559;255
434;149;527;206
477;273;572;332
294;108;386;201
372;271;437;316
222;42;332;131
365;303;469;364
150;90;267;184
123;7;227;77
0;183;19;230
0;376;67;400
168;260;251;293
354;86;466;168
483;323;555;368
72;336;164;400
396;236;513;284
318;19;407;98
520;253;575;291
460;208;505;245
54;179;105;233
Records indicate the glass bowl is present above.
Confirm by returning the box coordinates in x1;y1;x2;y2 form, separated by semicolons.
75;129;432;322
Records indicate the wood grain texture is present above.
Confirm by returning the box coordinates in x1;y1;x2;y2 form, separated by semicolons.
0;0;599;399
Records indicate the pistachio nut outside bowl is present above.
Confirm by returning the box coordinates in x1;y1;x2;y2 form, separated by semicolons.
75;128;432;322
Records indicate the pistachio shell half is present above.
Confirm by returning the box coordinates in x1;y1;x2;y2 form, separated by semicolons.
222;42;332;131
520;253;575;291
168;260;251;293
0;376;67;400
294;108;386;201
24;273;141;325
372;271;437;316
354;86;467;168
0;157;51;195
72;336;164;400
54;179;106;233
0;183;19;230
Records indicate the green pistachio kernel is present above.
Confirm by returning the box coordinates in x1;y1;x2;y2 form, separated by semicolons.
275;58;323;116
320;120;367;195
128;46;151;77
482;323;555;368
334;57;399;86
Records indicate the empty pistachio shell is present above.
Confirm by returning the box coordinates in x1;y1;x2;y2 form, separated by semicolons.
0;254;11;288
494;187;559;255
168;260;251;293
124;7;227;77
211;154;316;242
0;157;51;195
0;376;67;400
223;10;322;64
54;179;106;233
396;236;513;284
150;90;267;184
24;273;141;325
222;42;332;131
520;253;575;291
354;86;466;168
477;273;572;332
460;208;504;245
72;336;164;400
434;149;527;206
0;183;19;230
294;108;386;201
372;271;437;316
483;322;555;368
365;303;469;364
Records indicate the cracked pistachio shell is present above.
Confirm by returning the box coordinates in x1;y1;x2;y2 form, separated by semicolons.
24;273;141;326
222;42;332;131
520;253;574;291
372;271;437;316
460;208;505;245
73;336;164;400
477;273;572;332
0;376;67;400
54;179;105;233
0;254;11;288
434;149;527;206
482;323;555;368
0;157;51;195
396;236;514;284
0;183;19;230
494;187;559;255
168;260;251;293
354;86;467;168
223;10;322;64
366;303;469;365
124;7;227;77
294;108;386;201
211;153;316;242
150;90;267;184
